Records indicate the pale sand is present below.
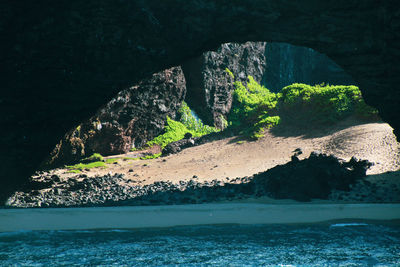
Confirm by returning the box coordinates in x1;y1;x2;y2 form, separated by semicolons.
1;203;400;232
48;118;400;187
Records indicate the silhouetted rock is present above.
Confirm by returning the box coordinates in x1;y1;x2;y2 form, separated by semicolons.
162;138;195;156
251;152;373;201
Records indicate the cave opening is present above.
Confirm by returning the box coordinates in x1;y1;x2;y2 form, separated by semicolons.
6;40;400;208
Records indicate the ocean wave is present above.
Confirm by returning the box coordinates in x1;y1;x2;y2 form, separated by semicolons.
330;222;368;228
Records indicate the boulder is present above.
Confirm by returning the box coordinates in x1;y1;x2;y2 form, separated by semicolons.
182;42;267;128
251;152;373;201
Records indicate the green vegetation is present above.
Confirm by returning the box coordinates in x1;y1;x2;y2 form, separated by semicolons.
123;157;139;161
228;76;379;139
146;117;191;148
178;102;219;135
228;76;280;139
66;161;107;173
139;153;162;160
66;154;122;173
81;153;104;163
279;83;378;123
146;102;219;149
220;115;228;129
105;158;119;164
225;68;235;79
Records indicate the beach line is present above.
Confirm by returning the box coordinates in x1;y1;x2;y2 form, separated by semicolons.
1;203;400;232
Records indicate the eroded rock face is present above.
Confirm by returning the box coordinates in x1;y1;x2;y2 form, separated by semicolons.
0;1;399;203
183;41;355;127
263;43;355;92
45;67;186;168
183;42;267;127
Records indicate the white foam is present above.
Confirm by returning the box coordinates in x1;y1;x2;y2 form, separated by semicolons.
330;223;368;227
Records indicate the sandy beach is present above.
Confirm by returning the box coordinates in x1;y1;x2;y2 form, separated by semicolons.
1;203;400;232
5;117;400;208
42;118;400;185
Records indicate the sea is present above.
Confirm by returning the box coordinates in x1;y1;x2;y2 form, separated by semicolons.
0;222;399;266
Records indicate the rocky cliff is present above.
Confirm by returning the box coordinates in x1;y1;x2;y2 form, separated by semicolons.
1;0;399;203
45;67;186;168
183;41;354;127
263;43;355;92
182;42;267;128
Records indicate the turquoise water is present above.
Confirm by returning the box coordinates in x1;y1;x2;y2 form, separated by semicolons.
1;223;399;266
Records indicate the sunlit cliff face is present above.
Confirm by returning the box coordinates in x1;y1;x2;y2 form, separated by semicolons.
0;1;399;202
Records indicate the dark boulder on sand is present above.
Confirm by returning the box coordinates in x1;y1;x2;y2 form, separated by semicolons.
251;152;373;201
162;137;196;156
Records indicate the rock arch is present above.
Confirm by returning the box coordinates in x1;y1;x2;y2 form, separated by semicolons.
0;0;399;202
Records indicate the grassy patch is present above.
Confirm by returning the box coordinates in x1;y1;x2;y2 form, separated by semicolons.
228;76;378;139
105;158;120;164
146;117;191;148
81;153;104;163
228;76;280;139
178;102;220;136
146;102;219;149
139;153;162;160
66;161;107;172
278;83;378;123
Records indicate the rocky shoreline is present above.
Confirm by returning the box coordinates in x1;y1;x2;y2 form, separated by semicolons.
6;152;400;209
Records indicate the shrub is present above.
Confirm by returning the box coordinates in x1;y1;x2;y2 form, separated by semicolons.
80;153;104;163
178;102;219;136
227;77;378;139
228;76;279;138
146;103;220;149
139;153;162;160
66;161;107;172
146;117;190;148
278;83;378;123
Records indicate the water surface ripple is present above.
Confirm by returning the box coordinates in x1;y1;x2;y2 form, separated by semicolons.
1;223;399;266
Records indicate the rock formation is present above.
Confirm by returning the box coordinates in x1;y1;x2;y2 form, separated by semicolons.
183;41;355;127
1;1;399;203
182;42;267;127
263;43;355;92
251;152;373;201
44;67;186;168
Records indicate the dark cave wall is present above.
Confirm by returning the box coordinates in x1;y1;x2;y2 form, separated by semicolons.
0;0;399;203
